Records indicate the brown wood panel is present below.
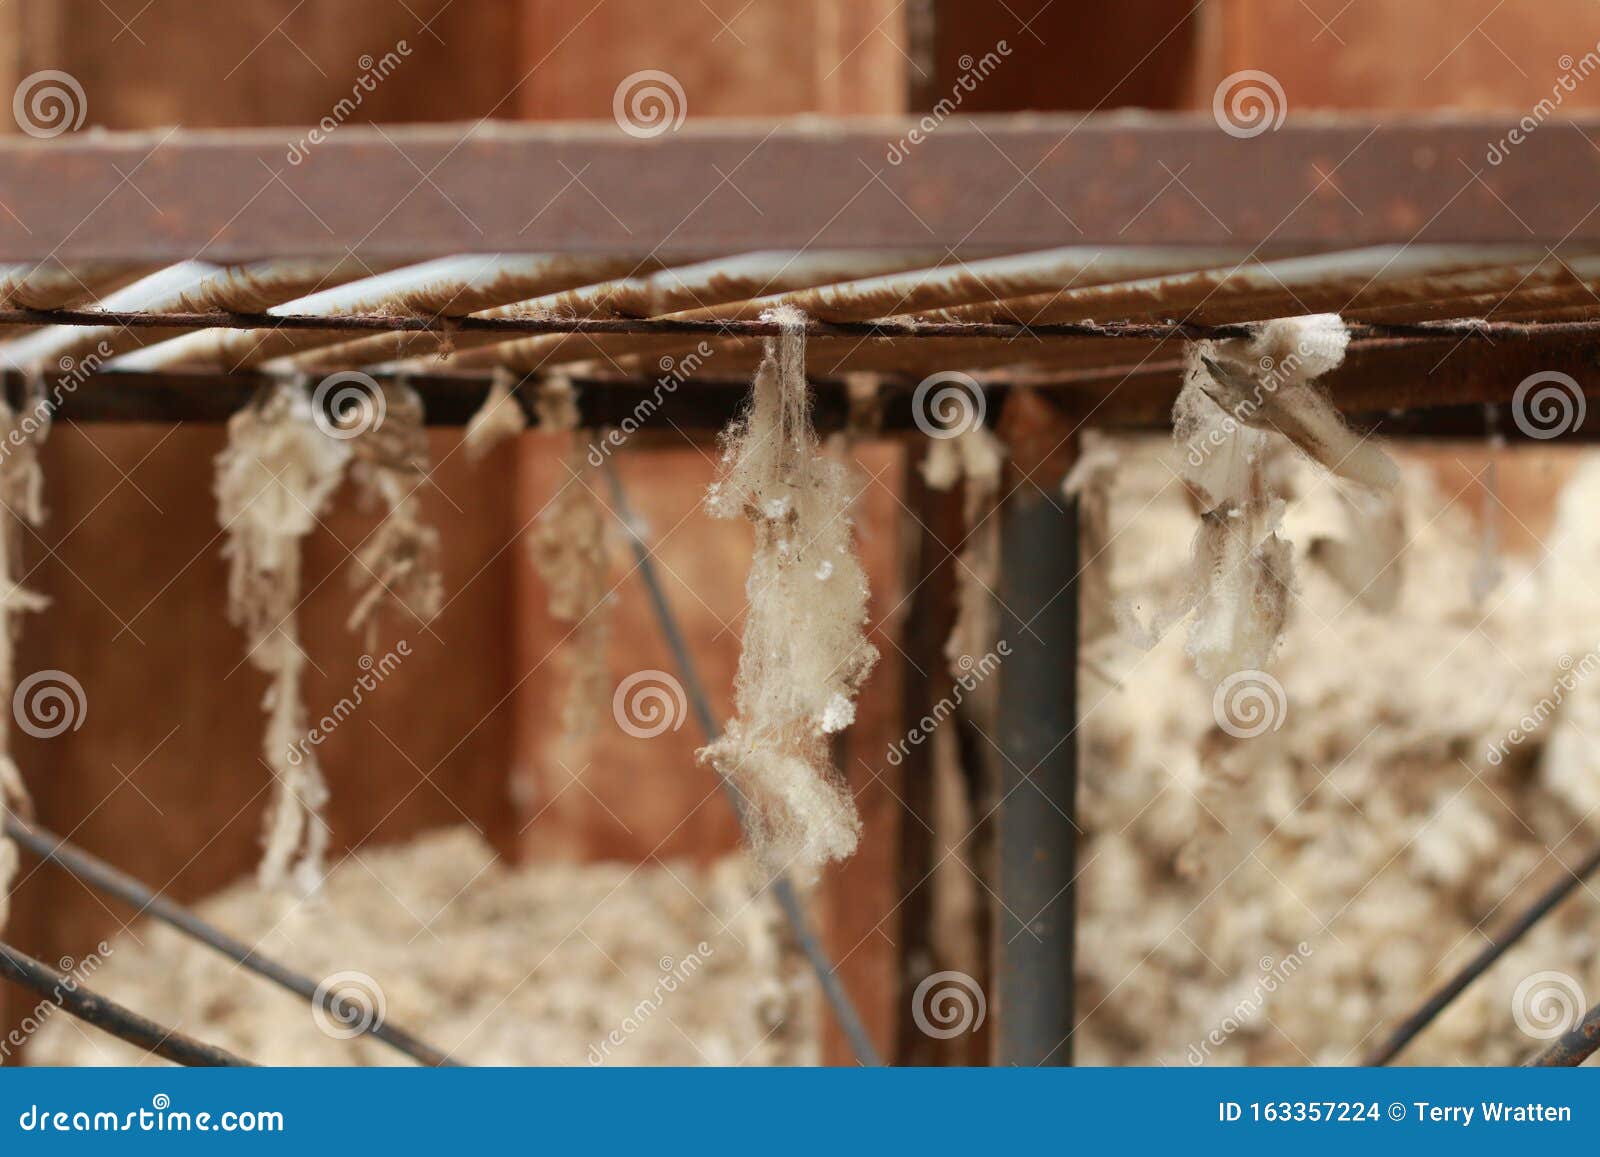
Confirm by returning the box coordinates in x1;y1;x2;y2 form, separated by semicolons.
1203;0;1600;111
935;0;1202;112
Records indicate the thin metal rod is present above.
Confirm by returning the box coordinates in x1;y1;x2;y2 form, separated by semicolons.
1527;1000;1600;1066
0;940;253;1066
1366;842;1600;1065
599;460;885;1068
4;306;1600;344
3;813;459;1067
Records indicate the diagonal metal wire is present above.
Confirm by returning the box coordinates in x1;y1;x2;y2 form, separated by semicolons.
4;813;459;1067
600;459;885;1067
1367;840;1600;1064
0;939;253;1066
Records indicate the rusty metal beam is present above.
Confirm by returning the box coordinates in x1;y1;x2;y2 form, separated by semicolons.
2;117;1599;260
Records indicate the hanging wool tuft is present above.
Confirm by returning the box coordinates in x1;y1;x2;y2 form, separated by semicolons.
214;381;350;894
527;375;613;747
921;420;1005;679
1136;314;1399;680
0;388;48;933
698;306;878;881
342;381;444;650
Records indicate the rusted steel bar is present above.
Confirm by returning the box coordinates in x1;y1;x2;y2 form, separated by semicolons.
16;365;1600;441
3;813;458;1067
1368;842;1600;1065
0;940;253;1066
10;305;1600;345
0;118;1597;259
1526;1001;1600;1067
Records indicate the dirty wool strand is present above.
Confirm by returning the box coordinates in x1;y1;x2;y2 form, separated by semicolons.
699;306;878;882
215;382;350;894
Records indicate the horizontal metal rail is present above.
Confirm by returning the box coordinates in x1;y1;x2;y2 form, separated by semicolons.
5;814;458;1067
10;368;1600;443
0;118;1594;259
8;306;1600;344
0;939;253;1066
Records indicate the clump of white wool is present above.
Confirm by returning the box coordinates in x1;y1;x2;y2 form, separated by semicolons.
1152;315;1398;679
214;382;351;893
0;393;47;933
699;307;878;880
343;382;444;651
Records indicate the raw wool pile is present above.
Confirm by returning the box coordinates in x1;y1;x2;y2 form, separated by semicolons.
1141;315;1399;680
526;377;613;746
921;422;1005;679
1074;435;1600;1066
27;828;814;1067
214;382;351;894
0;393;48;935
343;382;445;649
700;307;879;882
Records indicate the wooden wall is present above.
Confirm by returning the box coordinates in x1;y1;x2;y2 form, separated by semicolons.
5;0;1592;1066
